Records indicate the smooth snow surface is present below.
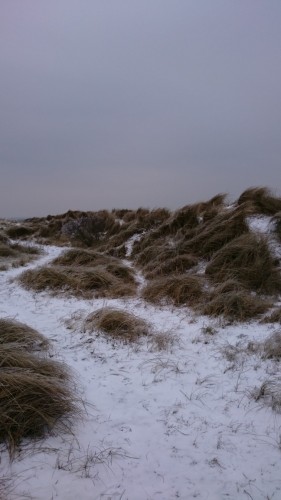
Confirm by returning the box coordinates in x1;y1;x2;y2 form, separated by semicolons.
0;241;281;500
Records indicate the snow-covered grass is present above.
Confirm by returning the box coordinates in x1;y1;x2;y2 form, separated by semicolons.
0;218;281;499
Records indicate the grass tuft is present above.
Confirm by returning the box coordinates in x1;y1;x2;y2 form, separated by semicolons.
84;307;149;342
262;330;281;360
0;319;49;350
205;233;281;294
0;370;78;454
237;186;281;215
19;265;137;299
142;275;204;306
197;290;271;322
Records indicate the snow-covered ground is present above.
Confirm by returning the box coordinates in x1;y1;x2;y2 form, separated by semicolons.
0;236;281;499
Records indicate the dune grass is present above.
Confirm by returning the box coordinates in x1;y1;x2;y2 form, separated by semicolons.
0;345;69;378
253;378;281;413
0;319;49;350
205;233;281;294
237;187;281;215
51;248;112;267
197;290;271;322
84;307;149;342
0;370;78;454
262;330;281;360
19;264;137;299
0;318;79;456
142;275;204;307
144;254;198;279
261;307;281;324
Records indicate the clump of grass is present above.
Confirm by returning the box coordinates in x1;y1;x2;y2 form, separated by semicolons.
0;346;69;379
19;266;73;292
261;307;281;324
133;242;170;267
0;319;49;350
262;330;281;360
6;225;35;239
180;209;249;258
9;243;41;255
252;378;281;413
83;307;149;342
0;244;17;257
51;248;112;267
0;370;78;455
144;254;198;279
19;265;137;299
197;290;271;322
142;275;204;306
205;233;281;294
237;187;281;215
105;261;135;283
273;212;281;242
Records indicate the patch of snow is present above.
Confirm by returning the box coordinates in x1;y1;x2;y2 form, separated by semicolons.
0;244;281;499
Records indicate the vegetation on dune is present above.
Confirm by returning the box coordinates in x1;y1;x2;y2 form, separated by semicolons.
0;318;79;456
261;307;281;325
273;212;281;242
197;289;271;322
19;264;137;299
0;318;49;349
142;274;204;307
237;187;281;215
0;370;78;455
2;185;281;321
205;233;281;295
83;307;150;342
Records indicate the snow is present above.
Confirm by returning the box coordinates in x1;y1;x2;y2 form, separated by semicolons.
1;234;281;499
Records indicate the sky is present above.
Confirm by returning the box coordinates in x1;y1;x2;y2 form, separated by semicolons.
1;0;281;217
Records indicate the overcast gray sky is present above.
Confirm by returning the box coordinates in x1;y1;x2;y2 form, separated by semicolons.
1;0;281;217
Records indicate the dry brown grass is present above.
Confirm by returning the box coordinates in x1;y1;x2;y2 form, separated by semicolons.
52;248;112;267
205;233;281;294
273;212;281;242
0;244;17;257
83;307;149;342
133;242;169;267
142;275;204;306
197;290;271;322
19;266;73;292
180;209;249;258
237;187;281;215
253;378;281;413
261;307;281;324
105;261;135;283
262;330;281;360
0;319;49;350
6;225;36;239
144;254;198;279
19;265;137;299
0;346;69;379
0;369;78;454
